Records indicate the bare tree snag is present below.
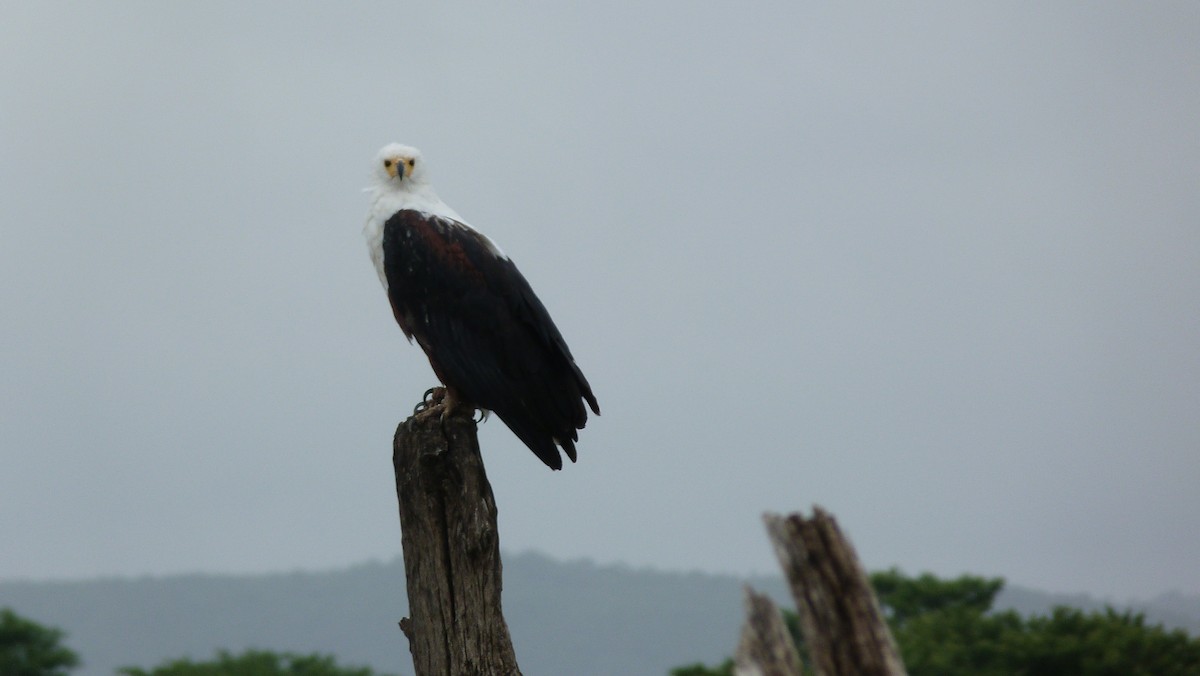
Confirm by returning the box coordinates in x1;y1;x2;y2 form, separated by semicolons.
734;586;802;676
393;405;522;676
763;508;906;676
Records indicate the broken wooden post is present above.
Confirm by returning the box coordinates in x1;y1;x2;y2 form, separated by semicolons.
763;508;906;676
393;405;522;676
734;586;803;676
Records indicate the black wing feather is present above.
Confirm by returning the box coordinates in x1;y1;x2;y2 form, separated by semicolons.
381;209;598;469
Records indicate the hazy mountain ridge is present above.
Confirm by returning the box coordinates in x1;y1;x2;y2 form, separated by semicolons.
2;552;1196;676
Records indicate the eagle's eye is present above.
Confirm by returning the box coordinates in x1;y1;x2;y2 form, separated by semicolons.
383;159;393;168
407;159;415;168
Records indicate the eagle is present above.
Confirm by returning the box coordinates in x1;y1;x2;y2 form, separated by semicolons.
364;143;599;470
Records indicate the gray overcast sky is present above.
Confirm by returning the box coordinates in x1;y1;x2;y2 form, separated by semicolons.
2;2;1198;602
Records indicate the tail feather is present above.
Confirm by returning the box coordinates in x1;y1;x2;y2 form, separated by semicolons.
494;409;576;470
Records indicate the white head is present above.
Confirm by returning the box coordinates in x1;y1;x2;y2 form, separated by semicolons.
373;142;430;188
367;142;463;223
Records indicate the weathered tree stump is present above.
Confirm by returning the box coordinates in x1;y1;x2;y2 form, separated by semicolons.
734;586;803;676
393;406;522;676
763;508;906;676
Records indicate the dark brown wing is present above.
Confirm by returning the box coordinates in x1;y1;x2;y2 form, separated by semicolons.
380;209;599;469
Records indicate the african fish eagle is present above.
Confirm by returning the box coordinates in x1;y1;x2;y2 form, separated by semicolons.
364;143;600;470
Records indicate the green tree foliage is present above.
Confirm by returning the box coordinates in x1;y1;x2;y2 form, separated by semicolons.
117;649;391;676
671;570;1200;675
1000;607;1200;676
878;569;1200;676
871;568;1004;624
668;658;733;676
0;608;80;676
874;567;1021;675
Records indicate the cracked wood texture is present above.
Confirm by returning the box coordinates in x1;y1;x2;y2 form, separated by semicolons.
734;586;802;676
393;411;522;676
764;508;906;676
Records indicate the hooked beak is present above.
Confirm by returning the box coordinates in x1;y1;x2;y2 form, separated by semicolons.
385;159;402;180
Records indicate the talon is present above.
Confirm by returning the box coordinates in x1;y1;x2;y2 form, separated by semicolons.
412;403;443;424
411;387;447;420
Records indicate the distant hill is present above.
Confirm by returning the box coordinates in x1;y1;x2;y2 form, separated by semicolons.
2;552;1197;676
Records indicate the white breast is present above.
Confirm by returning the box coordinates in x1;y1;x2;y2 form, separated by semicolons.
363;209;388;290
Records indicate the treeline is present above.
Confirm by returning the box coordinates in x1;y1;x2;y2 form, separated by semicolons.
6;568;1200;675
1;609;385;676
672;569;1200;675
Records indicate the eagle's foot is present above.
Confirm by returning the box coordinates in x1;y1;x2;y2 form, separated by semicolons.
412;387;447;419
439;388;466;422
411;387;482;428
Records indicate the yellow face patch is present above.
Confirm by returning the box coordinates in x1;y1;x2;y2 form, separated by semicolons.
383;156;414;179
